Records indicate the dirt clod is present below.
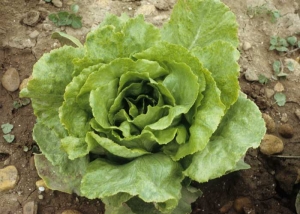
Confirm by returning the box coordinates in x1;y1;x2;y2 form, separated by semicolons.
244;69;258;82
135;4;157;17
278;123;294;138
262;113;276;133
274;82;284;92
22;10;40;27
61;210;82;214
233;197;253;214
260;134;284;155
242;41;252;51
1;67;20;92
52;0;63;8
0;165;19;191
23;201;37;214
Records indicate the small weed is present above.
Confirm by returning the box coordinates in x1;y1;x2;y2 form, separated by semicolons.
258;74;269;84
274;92;286;106
48;4;82;29
269;35;300;54
13;98;31;110
1;123;15;143
247;4;281;23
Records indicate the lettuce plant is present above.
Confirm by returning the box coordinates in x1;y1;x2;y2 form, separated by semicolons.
20;0;266;213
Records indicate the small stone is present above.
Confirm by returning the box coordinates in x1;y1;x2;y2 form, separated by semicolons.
19;75;33;91
278;124;294;138
295;109;300;121
242;41;252;51
260;134;284;155
29;30;40;39
38;194;44;200
233;197;253;214
219;201;233;213
244;69;258;81
36;179;48;192
0;165;19;191
281;113;288;123
42;23;53;31
52;0;63;7
22;10;40;26
262;113;276;133
61;210;82;214
274;82;284;92
265;88;275;98
1;67;20;92
135;5;157;17
23;201;37;214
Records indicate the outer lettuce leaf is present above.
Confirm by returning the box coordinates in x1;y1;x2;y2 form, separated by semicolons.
35;154;87;195
81;153;184;213
20;46;84;137
85;15;160;63
161;0;238;50
184;94;266;182
192;41;240;109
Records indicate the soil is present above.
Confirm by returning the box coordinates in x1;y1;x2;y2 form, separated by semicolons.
0;0;300;213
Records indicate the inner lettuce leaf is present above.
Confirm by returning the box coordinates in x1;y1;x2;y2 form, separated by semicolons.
20;0;266;213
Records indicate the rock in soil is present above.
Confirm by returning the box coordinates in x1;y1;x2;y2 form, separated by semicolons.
29;30;40;39
260;134;284;155
244;69;258;81
135;4;157;17
278;124;294;138
295;109;300;121
36;179;48;192
262;113;276;133
274;82;284;92
61;210;82;214
1;67;20;92
265;88;275;98
23;201;37;214
242;41;252;51
22;10;40;26
233;197;253;214
280;113;288;123
0;165;19;191
52;0;63;7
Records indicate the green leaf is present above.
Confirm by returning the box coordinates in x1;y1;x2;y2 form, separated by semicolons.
287;36;297;46
1;123;13;134
20;46;84;137
3;134;15;143
51;32;83;48
269;45;276;51
274;92;286;106
81;153;184;213
70;15;82;29
192;41;240;110
184;94;266;182
48;14;58;24
34;154;88;195
275;46;289;52
270;36;278;46
258;74;269;84
279;38;288;47
273;60;281;74
287;61;294;72
161;0;239;49
71;4;79;13
57;12;72;26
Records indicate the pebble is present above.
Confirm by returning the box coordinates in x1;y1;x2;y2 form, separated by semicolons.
0;165;19;191
278;124;294;138
38;194;44;200
19;75;33;91
29;30;40;39
36;179;48;192
295;109;300;121
135;5;157;17
233;197;253;214
244;69;258;81
61;210;82;214
42;23;53;31
280;113;288;123
260;134;284;155
1;67;20;92
265;88;275;98
22;10;40;26
242;41;252;51
262;113;276;133
274;82;284;92
23;201;37;214
52;0;63;7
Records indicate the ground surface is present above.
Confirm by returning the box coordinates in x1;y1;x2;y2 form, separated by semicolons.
0;0;300;213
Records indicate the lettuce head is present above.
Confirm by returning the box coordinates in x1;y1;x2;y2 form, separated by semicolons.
20;0;266;213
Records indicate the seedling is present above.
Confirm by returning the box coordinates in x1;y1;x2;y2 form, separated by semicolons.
247;4;280;23
274;92;286;106
269;35;300;54
3;134;15;143
1;123;13;134
13;98;31;110
258;74;269;84
48;4;82;29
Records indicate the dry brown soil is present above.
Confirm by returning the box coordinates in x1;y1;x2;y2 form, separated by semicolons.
1;0;300;213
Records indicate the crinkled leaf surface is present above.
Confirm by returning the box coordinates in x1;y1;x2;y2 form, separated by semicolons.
161;0;238;50
184;94;266;182
81;153;184;213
